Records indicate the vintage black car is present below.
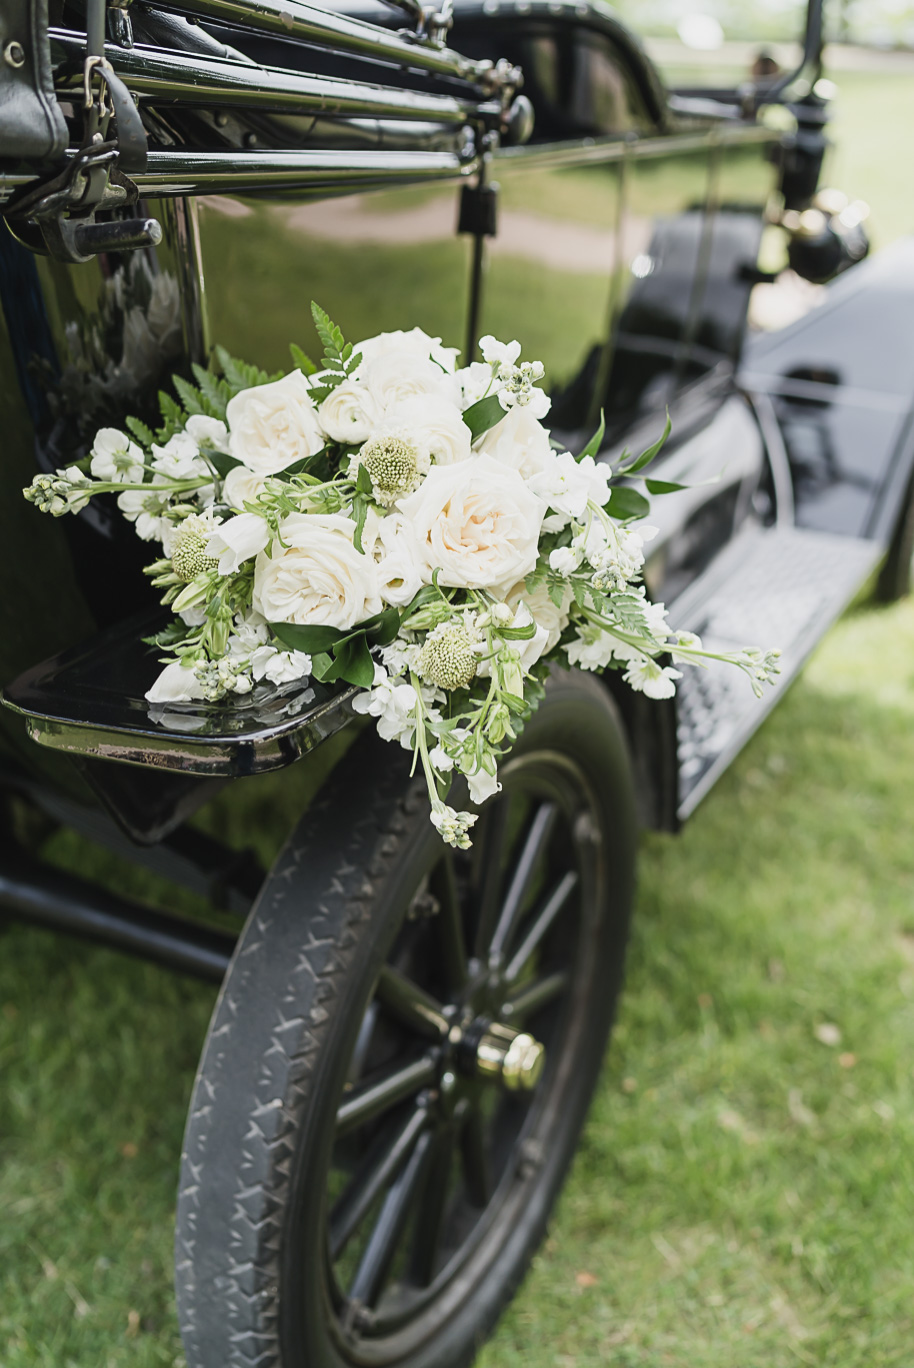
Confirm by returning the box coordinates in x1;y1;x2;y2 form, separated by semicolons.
1;0;912;1364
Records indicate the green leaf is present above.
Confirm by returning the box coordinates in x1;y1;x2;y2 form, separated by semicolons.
125;415;155;448
607;486;651;520
191;364;231;420
577;410;606;462
215;346;280;397
355;463;372;495
157;390;186;441
207;450;243;480
645;478;689;495
270;621;346;654
498;621;537;640
353;494;369;554
617;413;672;476
365;607;400;646
311;301;348;374
173;375;206;418
462;393;505;442
289;343;318;376
321;633;375;688
310;651;333;680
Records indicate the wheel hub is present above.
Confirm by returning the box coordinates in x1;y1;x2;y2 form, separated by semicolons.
451;1017;545;1092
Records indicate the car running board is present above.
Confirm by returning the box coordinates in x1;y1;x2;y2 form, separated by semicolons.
669;524;882;820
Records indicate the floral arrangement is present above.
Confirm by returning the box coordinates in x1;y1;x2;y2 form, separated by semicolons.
24;306;779;847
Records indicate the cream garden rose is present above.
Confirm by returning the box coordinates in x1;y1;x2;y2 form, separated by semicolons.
227;370;324;476
318;378;380;444
221;463;267;511
361;352;459;413
477;406;554;481
252;513;382;629
386;395;472;467
398;454;546;594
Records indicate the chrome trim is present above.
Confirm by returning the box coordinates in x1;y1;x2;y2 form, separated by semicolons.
132;147;478;196
51;30;484;125
149;0;482;85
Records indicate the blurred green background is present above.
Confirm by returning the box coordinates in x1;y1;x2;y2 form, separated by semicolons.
2;33;914;1368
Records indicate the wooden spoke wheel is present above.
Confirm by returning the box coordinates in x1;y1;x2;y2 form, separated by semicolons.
176;671;637;1368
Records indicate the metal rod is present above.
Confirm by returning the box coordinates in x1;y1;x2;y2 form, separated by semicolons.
51;30;480;124
147;0;480;86
0;853;235;982
132;146;477;197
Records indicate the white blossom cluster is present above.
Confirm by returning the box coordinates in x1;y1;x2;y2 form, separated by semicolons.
22;314;779;847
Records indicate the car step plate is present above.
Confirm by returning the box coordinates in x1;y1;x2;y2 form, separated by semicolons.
669;524;882;819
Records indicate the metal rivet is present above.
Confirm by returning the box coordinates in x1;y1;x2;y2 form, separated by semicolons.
3;41;26;68
214;111;228;128
243;131;257;148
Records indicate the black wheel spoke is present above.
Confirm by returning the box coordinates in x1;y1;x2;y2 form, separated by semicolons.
430;851;468;991
330;1104;430;1261
408;1124;457;1288
347;1001;379;1085
502;970;571;1022
473;798;510;960
460;1107;492;1208
489;802;558;961
376;965;449;1040
504;871;579;984
347;1130;434;1308
337;1058;437;1137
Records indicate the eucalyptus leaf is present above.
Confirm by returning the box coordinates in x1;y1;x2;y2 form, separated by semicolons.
617;413;672;476
645;478;689;494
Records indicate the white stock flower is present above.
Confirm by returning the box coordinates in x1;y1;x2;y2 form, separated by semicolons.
428;743;454;773
355;327;459;374
361;352;458;413
476;406;553;480
530;452;612;521
252;513;381;629
398;455;546;595
385;395;472;467
151;431;207;481
251;645;312;684
479;336;521;367
227;615;270;656
565;627;616;671
351;673;421;748
90;428;144;483
227;370;324;476
549;544;583;576
117;487;171;542
506;579;572;655
318;379;380;444
145;661;206;704
222;463;268;511
185;415;229;451
623;656;681;699
206;511;271;573
454;361;492;409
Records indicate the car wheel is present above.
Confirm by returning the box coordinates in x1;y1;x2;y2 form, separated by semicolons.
175;668;637;1368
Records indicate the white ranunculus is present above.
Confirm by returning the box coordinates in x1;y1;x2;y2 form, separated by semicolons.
477;406;554;480
252;513;382;629
227;370;324;476
206;511;271;573
355;327;459;374
185;414;229;452
373;513;425;608
398;455;546;595
318;378;380;444
145;661;206;704
221;463;267;511
506;578;572;656
384;395;472;467
250;645;312;684
361;351;459;414
90;428;144;483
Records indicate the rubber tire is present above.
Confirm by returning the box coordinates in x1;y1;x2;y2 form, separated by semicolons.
876;469;914;602
175;669;637;1368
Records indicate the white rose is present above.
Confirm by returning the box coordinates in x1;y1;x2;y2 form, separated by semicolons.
252;513;382;629
145;661;206;704
318;379;380;444
206;511;271;573
185;414;229;451
477;406;554;481
398;455;546;595
384;395;472;467
227;370;324;476
361;351;459;413
506;579;572;656
373;513;425;608
90;427;144;483
222;463;267;511
355;327;459;374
